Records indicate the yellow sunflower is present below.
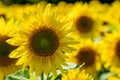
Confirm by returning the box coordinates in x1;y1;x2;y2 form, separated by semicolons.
97;1;120;37
54;1;74;16
68;1;102;39
88;1;110;35
101;31;120;77
7;4;78;76
0;2;9;20
62;68;94;80
67;40;101;79
89;1;109;14
0;17;19;80
99;1;120;26
7;1;48;21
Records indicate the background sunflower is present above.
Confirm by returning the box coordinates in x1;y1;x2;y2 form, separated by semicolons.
0;17;20;80
62;68;93;80
66;40;102;79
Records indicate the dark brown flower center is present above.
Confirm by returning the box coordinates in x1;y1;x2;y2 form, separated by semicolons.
75;16;94;33
30;27;59;56
102;21;108;25
75;47;95;67
115;40;120;59
0;14;6;20
0;36;16;66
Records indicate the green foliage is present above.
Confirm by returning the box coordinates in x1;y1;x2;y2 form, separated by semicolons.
5;70;30;80
54;74;62;80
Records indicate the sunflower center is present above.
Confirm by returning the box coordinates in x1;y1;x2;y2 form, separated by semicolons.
30;28;59;56
76;47;95;67
115;40;120;59
0;36;16;66
76;16;94;33
0;14;6;20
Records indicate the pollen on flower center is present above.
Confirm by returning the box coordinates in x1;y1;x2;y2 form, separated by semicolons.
115;40;120;59
75;47;95;67
76;16;94;33
30;27;59;56
0;36;16;66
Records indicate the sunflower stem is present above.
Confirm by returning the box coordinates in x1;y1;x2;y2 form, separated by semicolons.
41;71;44;80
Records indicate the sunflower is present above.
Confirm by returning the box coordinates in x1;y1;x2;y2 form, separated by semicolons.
67;40;101;79
97;1;120;37
7;4;78;76
6;1;48;21
89;1;118;38
0;2;8;20
0;17;19;80
62;68;94;80
100;1;120;26
88;1;110;36
67;1;103;39
89;1;109;14
54;1;73;16
101;31;120;77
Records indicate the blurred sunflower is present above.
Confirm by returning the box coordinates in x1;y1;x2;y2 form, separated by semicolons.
54;1;74;16
99;1;120;26
67;40;101;78
101;31;120;77
97;1;120;37
89;1;109;14
6;1;48;22
0;17;19;80
7;4;78;76
62;68;94;80
68;2;102;39
0;2;8;20
89;1;110;36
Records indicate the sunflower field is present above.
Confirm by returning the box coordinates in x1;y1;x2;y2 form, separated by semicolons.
0;0;120;80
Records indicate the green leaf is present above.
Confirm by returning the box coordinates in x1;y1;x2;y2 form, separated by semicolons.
5;70;30;80
54;74;62;80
